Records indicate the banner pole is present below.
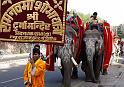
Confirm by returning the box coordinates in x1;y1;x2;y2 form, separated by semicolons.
29;43;34;84
31;43;34;59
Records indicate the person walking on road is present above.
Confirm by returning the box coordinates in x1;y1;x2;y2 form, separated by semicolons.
24;48;46;87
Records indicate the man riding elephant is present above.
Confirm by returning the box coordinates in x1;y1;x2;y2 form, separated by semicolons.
89;12;101;31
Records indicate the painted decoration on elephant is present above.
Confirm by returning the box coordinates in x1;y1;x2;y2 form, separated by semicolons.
0;0;67;44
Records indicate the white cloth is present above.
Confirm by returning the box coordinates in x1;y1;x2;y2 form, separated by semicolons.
31;67;36;76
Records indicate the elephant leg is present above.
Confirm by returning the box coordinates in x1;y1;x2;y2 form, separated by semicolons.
84;65;92;82
61;61;64;78
71;66;78;79
99;53;108;75
94;55;102;82
80;59;91;81
100;53;104;72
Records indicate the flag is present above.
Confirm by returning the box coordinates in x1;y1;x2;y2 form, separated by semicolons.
46;44;54;71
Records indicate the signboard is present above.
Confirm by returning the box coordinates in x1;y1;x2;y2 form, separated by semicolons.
0;0;67;44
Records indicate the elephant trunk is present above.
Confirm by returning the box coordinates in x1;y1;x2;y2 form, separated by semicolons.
87;57;96;82
62;58;72;87
86;46;96;82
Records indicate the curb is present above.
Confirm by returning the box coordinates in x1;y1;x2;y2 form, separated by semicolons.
0;53;29;62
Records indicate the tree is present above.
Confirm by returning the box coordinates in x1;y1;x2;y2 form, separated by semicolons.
117;24;124;38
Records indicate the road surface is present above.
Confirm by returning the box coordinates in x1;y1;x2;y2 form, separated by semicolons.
0;56;124;87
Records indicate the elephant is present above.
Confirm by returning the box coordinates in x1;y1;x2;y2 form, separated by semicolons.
72;29;104;83
54;24;78;87
83;29;104;83
53;12;85;87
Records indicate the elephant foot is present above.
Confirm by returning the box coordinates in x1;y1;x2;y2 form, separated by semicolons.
71;75;78;79
93;77;100;83
92;79;100;83
85;72;92;82
85;78;92;82
102;69;108;75
85;74;92;82
85;78;100;83
62;78;64;83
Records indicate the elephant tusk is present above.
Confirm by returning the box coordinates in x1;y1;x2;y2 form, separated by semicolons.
71;57;78;67
57;57;61;67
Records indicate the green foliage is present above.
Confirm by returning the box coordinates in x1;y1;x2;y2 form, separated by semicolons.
117;24;124;38
77;12;90;24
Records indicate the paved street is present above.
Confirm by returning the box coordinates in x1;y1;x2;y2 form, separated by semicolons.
0;56;124;87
